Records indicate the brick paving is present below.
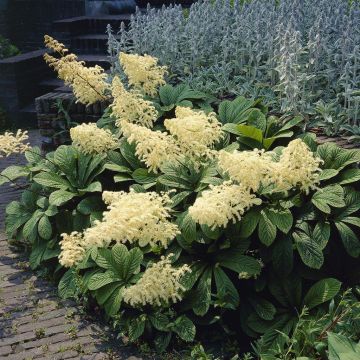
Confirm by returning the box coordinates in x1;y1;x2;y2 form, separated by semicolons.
0;130;141;360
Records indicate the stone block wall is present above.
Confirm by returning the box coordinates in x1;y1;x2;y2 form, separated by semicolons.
36;91;106;150
6;0;86;51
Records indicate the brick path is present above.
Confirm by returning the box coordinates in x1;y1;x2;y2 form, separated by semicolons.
0;131;141;360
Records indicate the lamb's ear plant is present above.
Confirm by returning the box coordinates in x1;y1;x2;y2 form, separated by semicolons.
112;0;360;135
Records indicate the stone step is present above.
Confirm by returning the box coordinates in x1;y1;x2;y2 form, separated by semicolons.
53;14;132;36
70;34;121;54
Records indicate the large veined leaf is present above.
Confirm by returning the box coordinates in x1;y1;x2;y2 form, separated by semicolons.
172;315;196;342
293;230;324;269
213;267;239;309
77;196;104;215
250;297;276;321
239;209;261;238
258;210;277;246
337;168;360;185
87;271;120;290
38;215;52;240
328;332;360;360
0;165;28;185
317;143;360;170
33;172;71;189
303;278;341;310
49;189;76;206
272;236;293;276
119;247;143;281
266;208;293;234
132;168;157;185
53;145;77;176
218;253;262;277
334;221;360;257
58;269;78;299
149;312;170;331
192;267;212;316
23;209;44;242
312;184;345;214
128;315;146;341
313;221;331;250
104;286;124;316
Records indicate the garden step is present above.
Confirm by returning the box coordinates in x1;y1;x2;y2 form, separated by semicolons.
53;14;132;35
71;33;121;54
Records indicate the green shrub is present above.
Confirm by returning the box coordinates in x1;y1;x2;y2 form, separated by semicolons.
1;46;359;358
0;35;20;59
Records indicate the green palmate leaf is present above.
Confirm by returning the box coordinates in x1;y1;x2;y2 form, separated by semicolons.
193;267;212;316
172;315;196;342
312;184;345;214
49;190;76;206
120;247;143;281
104;286;124;316
218;254;262;278
337;168;360;185
87;271;119;290
342;216;360;228
149;312;170;331
93;248;115;270
79;181;102;193
128;315;146;341
111;244;128;268
213;267;239;309
0;165;28;184
114;174;133;183
239;209;260;238
23;210;43;242
251;297;276;321
328;332;360;360
319;168;339;181
267;208;293;234
258;210;277;246
334;221;360;257
272;236;293;276
178;211;197;243
95;283;121;306
154;332;172;353
58;269;78;299
77;196;104;215
33;172;71;189
293;230;324;269
38;215;52;240
313;221;331;250
317;143;360;170
132;168;158;184
303;278;341;310
169;191;191;208
53;145;77;175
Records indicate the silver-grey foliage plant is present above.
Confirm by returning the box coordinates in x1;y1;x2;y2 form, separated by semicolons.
108;0;360;125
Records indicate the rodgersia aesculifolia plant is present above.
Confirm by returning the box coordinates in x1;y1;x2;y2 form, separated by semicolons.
1;35;360;357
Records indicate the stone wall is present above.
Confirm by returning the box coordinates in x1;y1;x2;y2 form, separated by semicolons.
6;0;86;51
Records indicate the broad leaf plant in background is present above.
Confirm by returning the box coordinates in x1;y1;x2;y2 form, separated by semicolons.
0;34;359;359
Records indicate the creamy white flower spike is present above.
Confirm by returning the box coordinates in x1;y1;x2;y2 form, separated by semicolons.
0;130;30;157
123;255;191;307
70;123;118;155
59;232;86;268
189;181;262;229
119;52;167;96
218;148;275;192
164;106;223;166
121;121;180;173
84;190;179;249
111;77;158;128
273;139;322;194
